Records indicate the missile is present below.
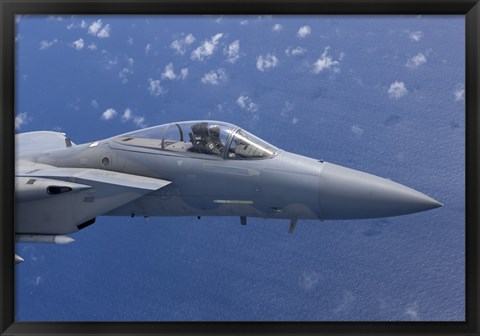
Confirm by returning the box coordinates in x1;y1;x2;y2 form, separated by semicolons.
16;234;75;244
15;255;24;264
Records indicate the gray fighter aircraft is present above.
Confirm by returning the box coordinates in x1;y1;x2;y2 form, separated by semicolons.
15;120;442;263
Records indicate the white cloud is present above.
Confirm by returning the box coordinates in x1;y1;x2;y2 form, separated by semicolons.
313;47;340;74
161;63;177;80
454;84;465;101
47;15;63;21
333;291;355;313
87;43;97;51
34;275;43;286
272;23;283;32
283;100;295;111
91;100;99;109
67;20;88;30
185;33;195;44
118;67;133;84
281;101;295;117
297;25;311;38
256;53;279;72
15;112;30;130
39;39;58;50
170;40;182;54
119;108;147;127
72;38;84;50
299;271;320;290
87;20;110;38
180;68;189;79
121;108;132;122
236;95;258;112
148;79;166;96
161;63;188;80
170;33;196;55
88;20;103;36
191;33;223;61
145;44;152;55
101;108;117;120
285;46;306;57
351;124;363;137
405;303;420;321
257;15;272;21
127;37;134;45
133;116;147;128
97;24;110;38
406;53;427;69
409;31;423;42
225;40;241;64
388;81;408;99
240;20;249;26
113;57;134;84
201;68;227;85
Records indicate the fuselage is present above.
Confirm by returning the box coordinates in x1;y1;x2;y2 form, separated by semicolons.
24;120;441;223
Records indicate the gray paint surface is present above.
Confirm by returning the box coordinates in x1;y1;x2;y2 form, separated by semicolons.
15;120;441;242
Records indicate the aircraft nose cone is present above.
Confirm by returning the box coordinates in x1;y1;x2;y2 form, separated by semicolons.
319;163;442;220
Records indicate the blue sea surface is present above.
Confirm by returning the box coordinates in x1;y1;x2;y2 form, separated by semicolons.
15;15;465;321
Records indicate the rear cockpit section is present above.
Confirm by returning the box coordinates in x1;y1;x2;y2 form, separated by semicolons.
113;120;278;160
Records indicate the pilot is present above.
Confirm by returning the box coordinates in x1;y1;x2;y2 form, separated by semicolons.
206;124;224;155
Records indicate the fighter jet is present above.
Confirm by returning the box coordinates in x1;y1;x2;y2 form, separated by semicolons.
15;120;441;263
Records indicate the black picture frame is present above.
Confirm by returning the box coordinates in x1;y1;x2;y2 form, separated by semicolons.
1;0;479;335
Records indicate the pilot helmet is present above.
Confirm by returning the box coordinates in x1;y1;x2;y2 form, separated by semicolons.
209;124;220;137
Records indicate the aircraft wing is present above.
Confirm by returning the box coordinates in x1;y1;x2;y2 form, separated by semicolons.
16;163;171;236
17;165;169;191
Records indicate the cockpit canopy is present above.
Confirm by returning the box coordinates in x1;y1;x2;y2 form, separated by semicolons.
113;121;278;159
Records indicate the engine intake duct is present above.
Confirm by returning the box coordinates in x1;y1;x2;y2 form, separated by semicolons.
15;177;91;202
